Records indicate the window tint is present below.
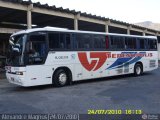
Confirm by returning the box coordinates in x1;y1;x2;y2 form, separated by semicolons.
93;35;106;49
75;34;92;49
110;36;124;49
27;32;47;65
106;36;109;49
48;33;71;49
66;34;71;49
59;33;65;48
125;37;136;49
49;33;59;49
29;34;47;57
136;38;147;49
139;38;145;49
148;39;157;49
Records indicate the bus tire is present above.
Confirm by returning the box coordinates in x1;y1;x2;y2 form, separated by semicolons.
134;63;143;76
53;69;68;87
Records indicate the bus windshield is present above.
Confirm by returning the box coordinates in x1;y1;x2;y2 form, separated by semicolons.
7;34;27;66
7;32;48;66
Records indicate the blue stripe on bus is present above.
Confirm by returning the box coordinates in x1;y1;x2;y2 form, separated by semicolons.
126;52;145;65
107;52;136;69
106;52;145;70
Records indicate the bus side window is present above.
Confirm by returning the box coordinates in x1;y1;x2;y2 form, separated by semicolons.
27;33;47;64
110;36;115;49
125;37;136;50
148;39;157;50
109;36;124;50
118;37;124;49
29;34;46;56
138;38;145;49
106;36;109;49
76;34;92;49
59;33;65;49
49;33;59;49
154;40;157;49
93;35;106;50
66;34;71;49
60;33;71;49
49;33;71;50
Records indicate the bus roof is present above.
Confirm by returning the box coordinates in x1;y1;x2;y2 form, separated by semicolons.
12;27;157;39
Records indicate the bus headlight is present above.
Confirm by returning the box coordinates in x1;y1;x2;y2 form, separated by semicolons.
15;71;23;75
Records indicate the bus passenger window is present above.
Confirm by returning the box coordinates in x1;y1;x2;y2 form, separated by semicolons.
66;34;71;49
49;33;71;49
125;37;136;49
76;34;92;49
106;36;109;49
110;36;124;49
28;34;47;64
59;33;65;48
138;38;145;49
93;35;106;49
49;33;59;49
148;39;157;50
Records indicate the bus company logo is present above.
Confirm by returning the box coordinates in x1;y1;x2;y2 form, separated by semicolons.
78;52;153;71
71;54;76;59
78;52;108;71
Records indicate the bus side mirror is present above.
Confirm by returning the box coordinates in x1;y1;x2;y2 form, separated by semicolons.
15;44;20;48
12;47;20;55
12;47;20;53
9;37;14;46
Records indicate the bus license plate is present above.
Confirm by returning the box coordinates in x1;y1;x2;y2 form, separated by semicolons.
11;77;14;81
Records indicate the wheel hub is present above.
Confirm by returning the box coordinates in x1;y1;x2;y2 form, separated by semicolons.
59;73;67;85
136;66;141;75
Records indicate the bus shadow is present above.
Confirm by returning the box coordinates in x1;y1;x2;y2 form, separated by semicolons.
11;84;54;92
11;72;154;92
72;72;154;86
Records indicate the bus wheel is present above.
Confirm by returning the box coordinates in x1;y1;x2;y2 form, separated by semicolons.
134;63;143;76
53;69;68;87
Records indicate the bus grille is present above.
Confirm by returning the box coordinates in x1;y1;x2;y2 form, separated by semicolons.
117;69;123;74
149;60;156;68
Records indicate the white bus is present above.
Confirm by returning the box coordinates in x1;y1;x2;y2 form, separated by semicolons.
6;27;158;87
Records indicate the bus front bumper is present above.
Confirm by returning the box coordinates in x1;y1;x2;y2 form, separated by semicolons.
6;72;25;86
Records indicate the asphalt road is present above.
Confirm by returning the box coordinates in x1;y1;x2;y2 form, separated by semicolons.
0;68;160;114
